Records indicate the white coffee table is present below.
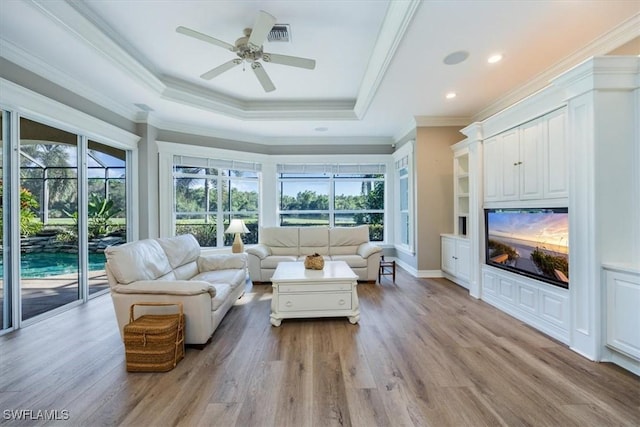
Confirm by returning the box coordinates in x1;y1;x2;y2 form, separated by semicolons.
270;261;360;327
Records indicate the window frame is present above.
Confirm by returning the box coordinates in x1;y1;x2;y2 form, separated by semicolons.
159;142;265;248
159;147;393;245
393;141;415;254
276;165;386;242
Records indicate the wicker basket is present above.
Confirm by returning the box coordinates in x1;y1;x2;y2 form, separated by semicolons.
304;253;325;270
124;303;185;372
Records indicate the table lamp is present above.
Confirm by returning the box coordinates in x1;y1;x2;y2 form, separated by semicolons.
225;219;249;253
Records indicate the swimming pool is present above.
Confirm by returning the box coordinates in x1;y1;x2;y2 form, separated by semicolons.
0;252;107;278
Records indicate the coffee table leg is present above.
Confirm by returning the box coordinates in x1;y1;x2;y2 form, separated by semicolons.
270;314;282;327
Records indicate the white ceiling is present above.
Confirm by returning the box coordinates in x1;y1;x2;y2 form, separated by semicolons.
1;0;639;145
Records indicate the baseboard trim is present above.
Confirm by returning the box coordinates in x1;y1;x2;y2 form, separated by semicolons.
417;270;443;278
392;260;444;279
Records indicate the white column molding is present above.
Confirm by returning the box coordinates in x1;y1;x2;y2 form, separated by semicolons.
260;160;278;228
460;122;483;299
552;56;640;360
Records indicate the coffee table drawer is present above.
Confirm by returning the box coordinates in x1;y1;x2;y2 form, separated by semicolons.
278;283;352;293
278;292;352;312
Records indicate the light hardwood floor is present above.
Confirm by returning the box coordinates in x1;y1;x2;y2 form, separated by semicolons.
1;268;638;426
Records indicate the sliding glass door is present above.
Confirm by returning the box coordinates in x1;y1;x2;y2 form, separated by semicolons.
19;118;80;321
0;110;131;331
87;140;127;296
0;111;9;332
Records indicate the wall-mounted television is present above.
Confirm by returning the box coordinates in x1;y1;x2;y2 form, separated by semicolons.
485;208;569;288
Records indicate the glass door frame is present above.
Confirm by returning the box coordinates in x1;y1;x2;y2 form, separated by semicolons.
0;82;138;334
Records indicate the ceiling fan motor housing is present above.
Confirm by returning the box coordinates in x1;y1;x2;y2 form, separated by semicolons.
236;33;263;62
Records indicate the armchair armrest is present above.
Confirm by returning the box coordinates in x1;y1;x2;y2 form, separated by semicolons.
112;280;217;297
245;244;271;260
357;242;382;259
197;253;247;272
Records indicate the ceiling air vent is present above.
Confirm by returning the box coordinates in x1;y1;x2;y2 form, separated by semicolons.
267;24;290;42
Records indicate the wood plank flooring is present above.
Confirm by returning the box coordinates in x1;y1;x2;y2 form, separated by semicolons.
0;268;638;426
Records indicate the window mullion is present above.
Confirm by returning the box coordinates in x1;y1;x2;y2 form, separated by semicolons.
329;174;335;227
78;135;89;302
217;174;224;247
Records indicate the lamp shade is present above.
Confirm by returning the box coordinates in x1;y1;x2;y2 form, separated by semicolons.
225;219;249;234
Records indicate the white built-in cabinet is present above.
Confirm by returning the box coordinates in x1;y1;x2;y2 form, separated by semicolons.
454;147;470;236
441;234;470;289
543;109;568;199
482;266;569;343
603;265;640;362
458;56;639;376
484;108;567;204
442;140;474;289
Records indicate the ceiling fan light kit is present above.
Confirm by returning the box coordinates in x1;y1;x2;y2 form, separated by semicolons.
177;10;316;92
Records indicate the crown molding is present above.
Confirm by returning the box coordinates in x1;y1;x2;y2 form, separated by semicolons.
0;38;139;120
552;56;640;98
261;135;393;146
473;12;640;122
414;116;471;127
157;120;268;145
29;0;165;94
353;0;421;119
0;77;139;148
393;117;417;142
161;76;357;120
153;118;392;147
392;116;470;141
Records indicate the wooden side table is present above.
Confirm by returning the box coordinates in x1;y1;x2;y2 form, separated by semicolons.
378;256;396;283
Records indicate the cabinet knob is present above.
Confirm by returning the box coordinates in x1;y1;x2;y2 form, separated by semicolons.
339;299;346;306
285;301;293;307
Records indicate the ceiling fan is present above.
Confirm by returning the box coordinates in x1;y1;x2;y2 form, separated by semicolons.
176;10;316;92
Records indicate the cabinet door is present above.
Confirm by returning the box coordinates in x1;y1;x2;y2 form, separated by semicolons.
456;239;471;284
544;109;568;199
483;136;501;202
606;270;640;360
500;130;520;200
441;237;456;275
519;120;543;199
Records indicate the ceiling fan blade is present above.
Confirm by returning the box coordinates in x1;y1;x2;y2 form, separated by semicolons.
251;63;275;92
200;59;242;80
262;53;316;70
176;26;236;52
248;10;276;50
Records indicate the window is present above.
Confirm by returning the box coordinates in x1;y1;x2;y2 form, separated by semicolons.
398;162;409;245
394;142;414;252
172;156;260;247
277;164;385;241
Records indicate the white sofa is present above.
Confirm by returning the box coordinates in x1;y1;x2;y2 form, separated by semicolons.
246;226;382;282
105;234;247;345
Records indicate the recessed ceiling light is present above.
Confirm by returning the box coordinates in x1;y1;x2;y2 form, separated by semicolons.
488;53;503;64
445;92;457;99
314;127;328;132
443;50;469;65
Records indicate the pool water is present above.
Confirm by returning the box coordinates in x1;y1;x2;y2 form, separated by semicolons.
0;252;107;278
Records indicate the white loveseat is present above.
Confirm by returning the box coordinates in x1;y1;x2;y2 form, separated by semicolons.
246;226;382;282
105;234;246;345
